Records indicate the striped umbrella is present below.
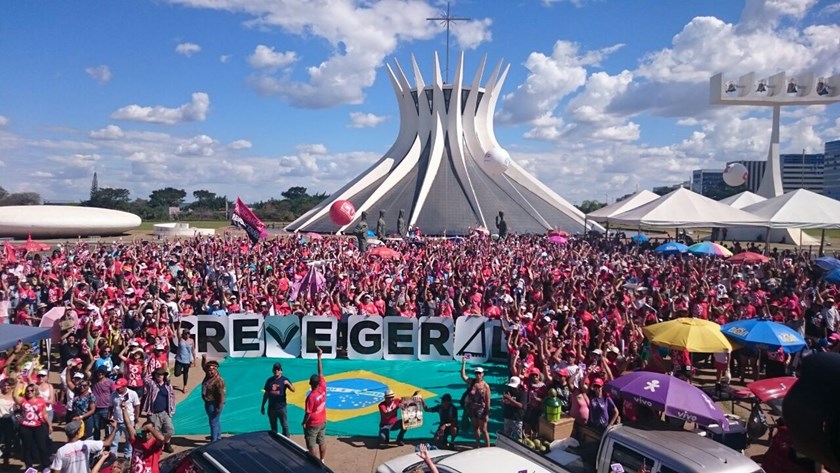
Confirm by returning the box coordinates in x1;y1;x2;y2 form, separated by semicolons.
687;242;733;257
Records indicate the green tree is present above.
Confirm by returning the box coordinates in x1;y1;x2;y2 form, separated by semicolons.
90;172;99;201
281;186;309;201
576;200;607;214
87;187;130;210
149;187;187;208
0;192;41;206
193;189;216;203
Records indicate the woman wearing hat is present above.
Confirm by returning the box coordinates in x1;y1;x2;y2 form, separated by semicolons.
460;358;491;448
68;374;96;439
34;369;55;423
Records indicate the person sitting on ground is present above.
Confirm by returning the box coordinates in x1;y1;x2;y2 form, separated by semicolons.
378;388;406;447
423;393;459;448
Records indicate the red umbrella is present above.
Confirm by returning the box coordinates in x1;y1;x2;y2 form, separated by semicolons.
727;251;769;264
747;376;797;403
17;234;51;253
369;246;401;259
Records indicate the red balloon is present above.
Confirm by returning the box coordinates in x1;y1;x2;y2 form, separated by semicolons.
329;200;356;226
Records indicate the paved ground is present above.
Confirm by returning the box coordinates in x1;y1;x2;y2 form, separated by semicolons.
4;362;771;473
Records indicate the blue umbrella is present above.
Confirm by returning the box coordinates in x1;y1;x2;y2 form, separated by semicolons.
630;234;649;243
816;256;840;271
654;242;688;255
825;268;840;285
720;319;806;353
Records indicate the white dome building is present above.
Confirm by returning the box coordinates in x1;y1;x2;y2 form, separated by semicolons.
0;205;141;238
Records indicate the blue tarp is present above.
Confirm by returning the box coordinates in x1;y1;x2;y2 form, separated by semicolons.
0;324;52;351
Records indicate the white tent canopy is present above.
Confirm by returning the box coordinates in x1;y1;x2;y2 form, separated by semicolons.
588;190;660;223
719;191;766;209
741;189;840;229
609;188;765;228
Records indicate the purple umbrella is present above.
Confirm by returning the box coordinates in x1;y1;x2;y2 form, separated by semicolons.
606;372;729;430
290;266;326;302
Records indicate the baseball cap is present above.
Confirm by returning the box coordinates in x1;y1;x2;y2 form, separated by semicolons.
65;420;83;438
114;378;128;389
591;349;603;356
506;376;521;388
154;344;165;351
591;378;604;387
37;369;48;376
72;372;85;379
474;366;484;374
272;363;283;371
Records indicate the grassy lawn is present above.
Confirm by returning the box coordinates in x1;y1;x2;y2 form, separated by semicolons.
134;220;289;232
135;220;232;232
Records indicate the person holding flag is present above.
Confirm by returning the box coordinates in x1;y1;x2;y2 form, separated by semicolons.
231;197;267;245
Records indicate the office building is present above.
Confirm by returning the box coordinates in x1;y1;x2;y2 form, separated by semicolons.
824;140;840;200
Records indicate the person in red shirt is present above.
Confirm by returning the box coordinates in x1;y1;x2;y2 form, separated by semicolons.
378;388;407;447
302;347;327;462
14;380;51;471
122;404;164;473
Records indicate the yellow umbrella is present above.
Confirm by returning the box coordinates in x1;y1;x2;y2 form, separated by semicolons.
643;317;733;353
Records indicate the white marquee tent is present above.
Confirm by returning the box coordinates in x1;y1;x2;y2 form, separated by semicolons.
609;188;765;228
741;189;840;229
719;191;766;209
588;190;661;223
721;191;819;245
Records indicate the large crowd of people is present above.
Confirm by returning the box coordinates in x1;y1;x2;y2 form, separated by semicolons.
1;231;839;471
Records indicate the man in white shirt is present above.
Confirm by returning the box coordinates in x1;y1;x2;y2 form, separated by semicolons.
51;418;117;473
108;378;140;458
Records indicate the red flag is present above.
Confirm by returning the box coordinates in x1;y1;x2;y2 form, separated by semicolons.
4;242;16;263
231;197;267;245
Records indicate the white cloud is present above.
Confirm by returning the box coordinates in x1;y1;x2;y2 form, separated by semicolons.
738;0;816;32
452;18;492;50
85;65;112;84
248;45;297;70
498;41;624;125
348;112;388;128
228;139;252;149
0;115;8;126
169;0;491;108
89;125;124;140
110;92;210;125
220;54;232;63
176;134;216;156
296;143;327;155
175;42;201;57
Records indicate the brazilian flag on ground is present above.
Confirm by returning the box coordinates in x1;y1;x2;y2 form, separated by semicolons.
173;358;507;441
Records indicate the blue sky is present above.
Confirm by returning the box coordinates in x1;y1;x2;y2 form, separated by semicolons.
1;0;839;206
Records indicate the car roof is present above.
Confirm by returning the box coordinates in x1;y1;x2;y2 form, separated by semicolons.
438;447;555;473
185;432;334;473
611;425;760;473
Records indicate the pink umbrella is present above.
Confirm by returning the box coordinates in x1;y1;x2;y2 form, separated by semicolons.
547;235;567;244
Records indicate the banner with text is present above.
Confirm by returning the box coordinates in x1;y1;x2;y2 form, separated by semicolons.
177;314;506;361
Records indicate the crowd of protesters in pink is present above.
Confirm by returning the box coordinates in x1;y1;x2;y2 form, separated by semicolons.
1;231;839;470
